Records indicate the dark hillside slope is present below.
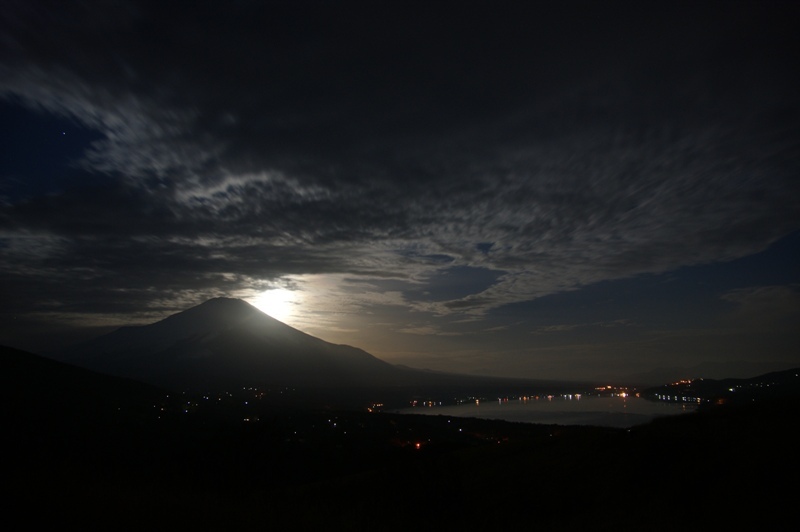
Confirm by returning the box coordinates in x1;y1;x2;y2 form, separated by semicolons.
2;343;165;420
642;367;800;409
5;342;797;530
251;396;799;531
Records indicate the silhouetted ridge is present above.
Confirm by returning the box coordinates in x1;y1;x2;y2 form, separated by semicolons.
49;298;553;399
111;298;265;348
51;297;403;392
1;344;165;417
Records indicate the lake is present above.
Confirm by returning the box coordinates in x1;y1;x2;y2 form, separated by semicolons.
393;395;698;429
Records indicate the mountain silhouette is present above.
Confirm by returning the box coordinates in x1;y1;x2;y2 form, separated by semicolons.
53;297;409;392
50;297;585;402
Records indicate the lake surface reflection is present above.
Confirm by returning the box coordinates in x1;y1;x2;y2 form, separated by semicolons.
393;395;697;429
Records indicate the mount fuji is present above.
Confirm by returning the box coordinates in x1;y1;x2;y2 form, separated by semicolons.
51;297;551;398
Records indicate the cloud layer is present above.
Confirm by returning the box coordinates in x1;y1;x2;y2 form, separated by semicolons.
1;1;799;375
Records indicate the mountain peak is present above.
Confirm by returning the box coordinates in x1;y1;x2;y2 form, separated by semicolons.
53;295;398;391
200;296;250;306
175;297;265;323
195;297;257;312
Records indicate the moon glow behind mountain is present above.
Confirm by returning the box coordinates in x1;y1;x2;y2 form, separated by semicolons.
250;288;299;323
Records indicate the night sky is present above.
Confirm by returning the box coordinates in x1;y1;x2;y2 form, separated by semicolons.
1;0;798;382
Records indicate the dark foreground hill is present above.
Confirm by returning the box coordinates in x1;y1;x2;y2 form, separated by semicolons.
4;345;796;531
642;367;800;405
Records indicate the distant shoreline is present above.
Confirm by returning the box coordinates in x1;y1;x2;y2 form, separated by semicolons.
391;394;696;429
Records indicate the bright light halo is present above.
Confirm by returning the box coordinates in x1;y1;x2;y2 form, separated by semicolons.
252;288;296;322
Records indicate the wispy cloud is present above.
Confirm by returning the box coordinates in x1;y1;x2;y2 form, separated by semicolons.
1;1;798;370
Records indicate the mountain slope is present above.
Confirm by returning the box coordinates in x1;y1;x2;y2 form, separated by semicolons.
53;297;407;391
50;297;586;401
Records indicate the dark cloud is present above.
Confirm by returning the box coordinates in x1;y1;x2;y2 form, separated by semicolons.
1;1;799;375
